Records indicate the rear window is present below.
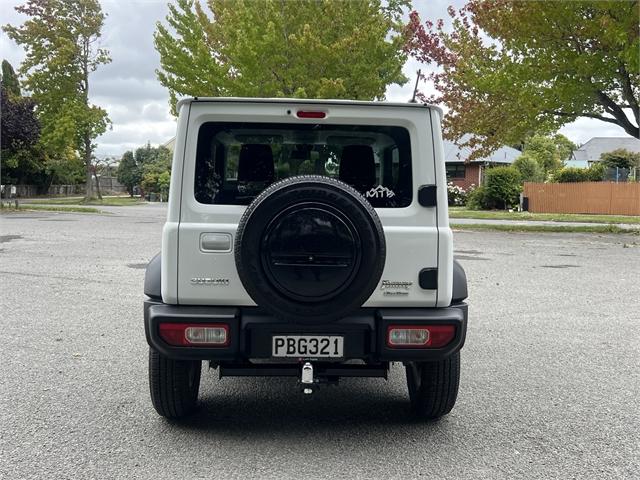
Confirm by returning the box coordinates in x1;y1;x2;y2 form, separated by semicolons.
194;122;412;208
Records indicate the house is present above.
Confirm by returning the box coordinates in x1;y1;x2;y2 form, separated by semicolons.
162;137;176;153
444;140;521;190
572;137;640;167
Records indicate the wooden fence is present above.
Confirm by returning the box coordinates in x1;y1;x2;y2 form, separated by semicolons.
523;182;640;216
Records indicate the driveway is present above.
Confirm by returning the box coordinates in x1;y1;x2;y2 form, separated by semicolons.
1;205;638;479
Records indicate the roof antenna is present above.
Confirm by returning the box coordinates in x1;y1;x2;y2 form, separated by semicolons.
409;69;421;103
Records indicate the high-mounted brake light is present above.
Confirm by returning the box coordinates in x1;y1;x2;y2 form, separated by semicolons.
159;323;229;347
296;110;326;119
387;325;455;348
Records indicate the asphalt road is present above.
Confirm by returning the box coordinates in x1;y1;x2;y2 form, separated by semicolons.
1;205;639;480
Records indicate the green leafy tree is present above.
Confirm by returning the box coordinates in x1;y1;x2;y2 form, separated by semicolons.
4;0;111;201
406;1;639;158
1;60;21;97
512;153;544;183
116;151;141;196
0;83;45;186
600;148;640;170
118;144;172;196
520;134;576;177
155;0;409;114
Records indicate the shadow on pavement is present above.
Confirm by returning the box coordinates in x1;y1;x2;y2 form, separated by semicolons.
166;374;446;437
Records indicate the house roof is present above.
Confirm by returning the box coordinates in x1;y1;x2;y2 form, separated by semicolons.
443;140;521;164
162;137;176;152
573;137;640;162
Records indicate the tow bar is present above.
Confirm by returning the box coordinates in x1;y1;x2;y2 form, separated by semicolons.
301;362;314;394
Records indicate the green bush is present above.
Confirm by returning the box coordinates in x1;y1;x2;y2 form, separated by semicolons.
466;185;488;210
484;166;522;209
513;153;544;183
555;167;591;183
554;164;605;182
588;162;605;181
600;149;640;169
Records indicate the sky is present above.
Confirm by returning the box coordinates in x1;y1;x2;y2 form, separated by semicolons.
0;0;634;157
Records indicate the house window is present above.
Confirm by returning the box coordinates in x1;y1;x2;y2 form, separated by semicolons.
446;164;466;179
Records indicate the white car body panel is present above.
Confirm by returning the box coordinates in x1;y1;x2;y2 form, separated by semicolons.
161;98;453;308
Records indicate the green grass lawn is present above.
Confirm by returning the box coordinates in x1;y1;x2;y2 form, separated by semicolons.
25;196;145;206
452;223;639;234
448;207;640;225
0;204;103;214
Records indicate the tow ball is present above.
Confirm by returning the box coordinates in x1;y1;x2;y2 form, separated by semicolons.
301;362;314;394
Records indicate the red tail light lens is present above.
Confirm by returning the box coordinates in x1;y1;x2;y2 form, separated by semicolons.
296;110;326;119
387;325;455;348
159;323;229;347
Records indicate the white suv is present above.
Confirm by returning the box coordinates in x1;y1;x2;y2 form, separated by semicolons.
144;98;468;420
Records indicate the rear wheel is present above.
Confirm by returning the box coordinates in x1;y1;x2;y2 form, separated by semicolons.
405;352;460;420
149;348;201;418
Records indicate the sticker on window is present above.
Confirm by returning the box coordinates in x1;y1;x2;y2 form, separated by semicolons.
365;185;396;199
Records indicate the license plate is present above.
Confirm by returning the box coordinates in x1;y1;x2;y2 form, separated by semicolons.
272;335;344;358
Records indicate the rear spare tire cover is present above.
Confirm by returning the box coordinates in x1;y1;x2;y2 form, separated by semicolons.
235;175;386;324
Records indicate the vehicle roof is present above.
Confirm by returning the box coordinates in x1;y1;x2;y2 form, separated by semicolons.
177;96;443;117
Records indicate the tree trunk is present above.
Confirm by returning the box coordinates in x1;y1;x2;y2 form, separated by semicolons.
84;136;93;202
93;168;102;200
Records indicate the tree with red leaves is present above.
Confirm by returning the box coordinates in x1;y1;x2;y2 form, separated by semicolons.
405;0;639;158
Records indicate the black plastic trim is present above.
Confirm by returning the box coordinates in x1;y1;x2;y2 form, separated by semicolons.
452;258;469;303
220;363;388;379
144;303;240;360
418;184;437;207
419;268;438;289
143;253;161;300
376;306;467;361
144;300;467;363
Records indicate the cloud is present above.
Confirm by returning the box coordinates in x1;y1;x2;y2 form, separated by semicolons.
559;118;631;146
2;0;635;157
2;0;173;156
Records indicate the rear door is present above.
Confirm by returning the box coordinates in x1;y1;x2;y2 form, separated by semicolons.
174;99;445;307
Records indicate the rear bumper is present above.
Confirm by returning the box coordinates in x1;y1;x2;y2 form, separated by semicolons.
144;300;468;363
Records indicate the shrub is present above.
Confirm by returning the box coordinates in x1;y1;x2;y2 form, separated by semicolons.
600;149;640;169
466;185;487;210
447;182;472;206
588;162;605;181
555;167;591;183
554;164;606;183
484;166;522;209
513;153;544;183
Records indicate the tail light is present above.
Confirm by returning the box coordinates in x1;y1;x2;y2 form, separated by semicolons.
159;323;229;347
296;110;326;119
386;325;455;348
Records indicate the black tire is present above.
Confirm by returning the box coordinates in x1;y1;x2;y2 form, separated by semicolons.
149;348;201;419
405;351;460;420
235;175;386;324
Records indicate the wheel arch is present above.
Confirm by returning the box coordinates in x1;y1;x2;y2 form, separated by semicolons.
451;258;468;304
144;253;162;300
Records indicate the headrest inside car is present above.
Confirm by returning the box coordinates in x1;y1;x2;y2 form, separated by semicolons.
237;144;275;183
339;145;376;191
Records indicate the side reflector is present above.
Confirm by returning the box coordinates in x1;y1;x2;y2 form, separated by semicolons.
159;323;229;347
296;110;326;119
386;325;455;348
